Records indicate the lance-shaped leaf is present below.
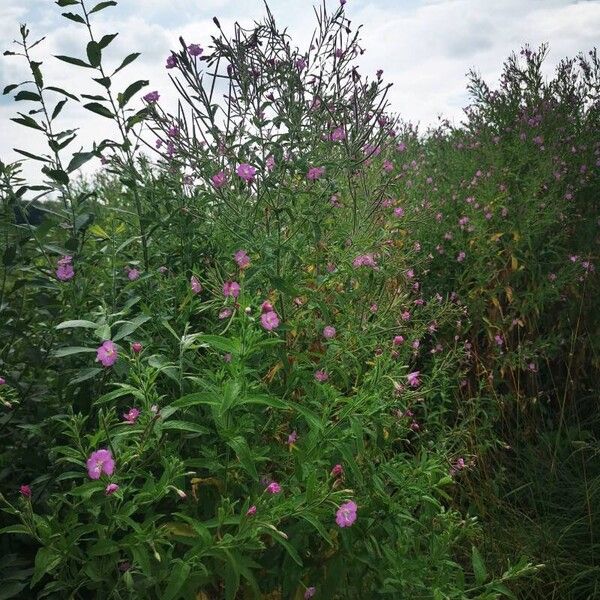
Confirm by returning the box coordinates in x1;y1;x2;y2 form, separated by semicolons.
83;101;113;119
118;79;148;108
86;41;101;67
112;52;140;76
55;54;92;68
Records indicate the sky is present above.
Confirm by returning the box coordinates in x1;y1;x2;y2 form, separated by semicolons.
1;0;599;183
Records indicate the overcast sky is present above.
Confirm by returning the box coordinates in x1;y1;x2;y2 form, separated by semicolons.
1;0;599;181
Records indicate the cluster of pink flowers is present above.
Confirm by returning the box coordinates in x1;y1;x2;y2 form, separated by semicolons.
307;166;325;181
260;301;280;331
234;250;250;269
56;255;74;281
352;253;378;269
237;163;257;183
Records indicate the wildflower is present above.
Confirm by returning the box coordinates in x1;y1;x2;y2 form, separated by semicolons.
314;369;328;382
219;308;233;320
401;311;411;321
261;311;280;331
223;281;241;298
20;484;31;498
336;500;357;527
165;54;177;69
211;171;228;188
307;166;325;181
383;160;393;172
143;90;160;103
323;326;336;339
370;303;378;313
331;464;344;477
234;250;250;269
246;505;257;516
457;251;466;263
305;587;316;599
407;371;421;387
0;377;5;385
266;482;282;494
96;340;118;367
127;268;140;281
393;206;404;218
261;301;274;313
105;483;119;495
287;430;297;446
494;335;504;347
86;448;115;480
236;163;256;182
187;43;203;57
393;335;404;346
190;275;202;294
123;407;140;424
266;155;275;172
330;127;346;142
353;254;378;269
56;255;74;281
131;342;142;354
295;57;306;71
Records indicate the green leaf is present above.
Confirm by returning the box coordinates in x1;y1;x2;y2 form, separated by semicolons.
62;12;86;24
11;115;45;131
13;148;51;162
31;547;62;587
51;98;68;120
67;152;95;172
98;33;118;49
88;539;119;556
118;79;148;108
56;0;80;6
162;560;191;600
68;367;102;385
52;346;97;358
0;524;30;535
89;1;117;14
172;392;220;409
113;315;150;341
56;319;98;330
3;83;21;95
198;334;241;354
83;101;113;119
472;546;488;585
55;54;92;68
42;167;69;185
45;86;79;101
14;90;41;102
112;52;140;76
227;436;257;479
86;41;101;67
161;421;209;435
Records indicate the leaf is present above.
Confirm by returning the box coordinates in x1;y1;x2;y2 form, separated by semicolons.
42;167;69;185
83;101;113;119
14;90;41;102
98;33;118;49
52;346;97;358
45;86;79;101
112;52;140;76
68;367;102;385
31;547;62;587
472;546;488;585
162;560;191;600
161;421;209;435
89;1;117;14
113;315;150;341
51;98;68;120
54;54;92;68
86;41;101;67
13;148;51;163
56;0;80;6
11;115;45;131
62;12;86;24
67;152;95;172
3;83;22;95
198;334;241;354
56;320;98;330
0;524;29;535
227;436;258;479
172;392;220;409
118;79;148;108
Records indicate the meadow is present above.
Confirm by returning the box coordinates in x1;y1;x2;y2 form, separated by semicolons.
0;1;599;598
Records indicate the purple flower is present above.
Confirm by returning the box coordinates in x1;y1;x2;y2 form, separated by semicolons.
353;254;378;269
0;377;5;385
187;43;203;57
266;481;282;494
331;464;343;477
330;127;346;142
123;407;140;424
56;255;74;281
105;483;119;495
211;170;228;188
314;369;328;382
323;326;336;339
336;500;357;527
131;342;143;354
305;587;316;599
20;484;31;498
219;307;233;320
166;54;177;69
296;57;307;71
287;430;297;445
246;504;257;516
234;250;250;269
127;267;140;281
236;163;256;183
86;448;115;480
266;155;275;172
307;166;325;181
261;311;280;331
407;371;421;387
223;281;241;298
143;90;160;103
393;335;404;346
96;340;118;367
190;275;202;294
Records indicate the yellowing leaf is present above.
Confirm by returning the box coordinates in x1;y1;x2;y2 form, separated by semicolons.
511;255;518;271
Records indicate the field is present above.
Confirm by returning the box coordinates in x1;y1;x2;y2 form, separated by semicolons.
0;1;599;598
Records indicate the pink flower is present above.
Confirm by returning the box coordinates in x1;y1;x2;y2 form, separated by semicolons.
314;369;328;382
211;171;228;188
123;407;140;424
127;268;140;281
407;371;421;387
86;448;115;480
307;166;325;181
401;311;411;321
261;301;274;313
323;326;336;339
165;54;177;69
383;160;393;172
457;251;466;263
266;481;281;494
246;504;257;516
266;155;275;172
190;275;202;294
330;127;345;142
187;43;203;57
0;376;5;385
56;255;74;281
336;500;357;527
236;163;256;182
261;311;280;331
234;250;250;269
353;254;378;269
304;587;316;599
393;335;404;346
393;206;405;218
96;340;118;367
131;342;143;354
20;484;31;498
331;464;344;477
219;307;233;320
223;281;241;298
287;430;298;445
494;335;504;347
143;90;160;103
105;483;119;495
